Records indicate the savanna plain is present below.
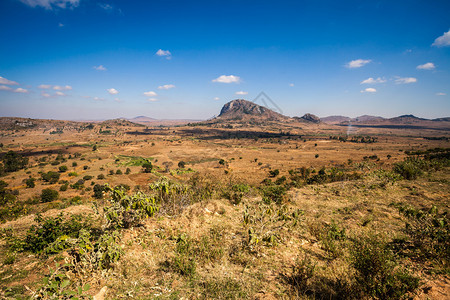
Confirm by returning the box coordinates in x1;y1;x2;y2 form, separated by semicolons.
0;116;449;299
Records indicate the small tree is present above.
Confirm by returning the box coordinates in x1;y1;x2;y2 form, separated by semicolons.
41;188;59;202
58;165;68;173
125;168;131;175
178;161;186;169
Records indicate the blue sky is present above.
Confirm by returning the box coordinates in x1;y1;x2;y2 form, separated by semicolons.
0;0;449;120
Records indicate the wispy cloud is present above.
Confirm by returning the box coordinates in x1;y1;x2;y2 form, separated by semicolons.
156;49;171;59
107;88;119;95
395;77;417;84
53;85;72;90
289;83;294;87
146;98;158;102
93;65;107;71
361;88;377;93
58;23;64;27
19;0;80;10
93;96;105;101
214;97;220;101
235;91;248;95
98;3;113;11
346;59;371;69
432;29;450;47
38;84;52;89
0;85;13;91
158;84;175;90
41;91;51;98
416;62;435;70
212;75;241;83
14;87;28;93
361;77;386;84
436;92;446;96
143;91;157;97
0;76;19;85
55;91;66;96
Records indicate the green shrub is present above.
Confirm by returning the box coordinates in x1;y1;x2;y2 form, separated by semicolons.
393;158;423;180
83;175;93;181
1;151;28;173
351;234;419;299
97;174;105;180
178;161;186;168
58;165;68;172
261;185;287;204
25;177;36;188
41;171;60;184
41;188;59;202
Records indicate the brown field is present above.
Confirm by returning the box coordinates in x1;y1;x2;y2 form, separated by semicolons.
0;118;449;299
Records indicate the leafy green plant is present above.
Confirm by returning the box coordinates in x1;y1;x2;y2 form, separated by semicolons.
33;263;92;299
103;186;159;229
42;171;61;183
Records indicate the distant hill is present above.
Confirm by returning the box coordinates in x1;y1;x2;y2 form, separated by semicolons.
294;113;321;123
129;116;158;123
321;116;351;124
216;99;289;122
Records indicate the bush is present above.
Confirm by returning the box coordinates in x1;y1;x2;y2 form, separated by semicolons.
41;188;59;202
25;177;36;188
269;169;280;177
41;171;60;184
125;168;131;175
93;184;107;199
72;162;78;167
393;158;423;180
351;234;419;299
58;165;68;173
142;162;153;173
115;169;122;175
178;161;186;169
60;183;68;191
1;150;28;173
261;185;287;204
83;175;93;181
97;174;105;180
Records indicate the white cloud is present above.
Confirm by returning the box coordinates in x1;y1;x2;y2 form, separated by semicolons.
114;98;121;102
416;62;435;70
143;91;157;97
19;0;80;10
432;29;450;47
55;91;65;96
93;96;105;101
38;84;52;89
158;84;175;90
147;98;158;102
235;91;248;95
99;3;113;11
346;59;372;69
395;77;417;84
58;23;64;27
360;77;386;84
0;85;13;91
289;83;294;87
436;92;446;96
212;75;241;83
41;92;51;97
93;65;107;71
107;88;119;95
361;88;377;93
0;76;19;85
53;85;72;90
156;49;171;59
14;88;28;93
214;97;220;101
